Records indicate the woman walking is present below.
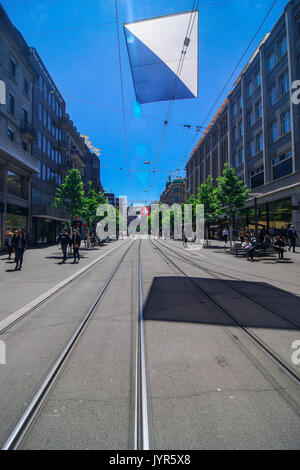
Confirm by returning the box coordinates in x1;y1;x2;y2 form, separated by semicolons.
13;230;27;270
71;229;81;263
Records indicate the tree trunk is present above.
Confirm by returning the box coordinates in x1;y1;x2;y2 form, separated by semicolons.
229;208;233;251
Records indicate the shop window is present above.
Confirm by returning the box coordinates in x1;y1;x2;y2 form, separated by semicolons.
272;151;292;180
7;171;27;199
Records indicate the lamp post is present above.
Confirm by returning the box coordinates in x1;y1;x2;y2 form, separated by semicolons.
249;192;264;237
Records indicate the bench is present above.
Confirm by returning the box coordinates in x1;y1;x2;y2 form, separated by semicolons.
233;242;277;258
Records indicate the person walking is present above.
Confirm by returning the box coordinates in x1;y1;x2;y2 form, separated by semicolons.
287;225;298;253
222;228;229;244
274;235;285;259
13;230;27;270
5;232;14;260
57;228;71;263
71;229;81;263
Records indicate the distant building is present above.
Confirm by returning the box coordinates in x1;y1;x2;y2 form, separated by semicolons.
160;177;186;205
105;193;119;208
186;0;300;238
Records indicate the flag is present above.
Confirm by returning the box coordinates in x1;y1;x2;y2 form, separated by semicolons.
124;11;198;104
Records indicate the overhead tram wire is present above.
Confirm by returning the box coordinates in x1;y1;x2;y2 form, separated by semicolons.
114;0;134;191
148;1;199;192
178;0;279;169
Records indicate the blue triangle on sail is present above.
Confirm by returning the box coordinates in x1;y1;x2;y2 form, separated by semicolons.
124;27;195;104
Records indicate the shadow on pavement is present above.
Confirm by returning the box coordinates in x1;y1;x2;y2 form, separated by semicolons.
143;276;300;330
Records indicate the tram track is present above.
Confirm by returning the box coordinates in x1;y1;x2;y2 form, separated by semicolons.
149;238;300;386
156;239;300;330
1;239;141;450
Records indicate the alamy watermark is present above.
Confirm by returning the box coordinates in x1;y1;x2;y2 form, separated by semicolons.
95;198;205;250
0;80;6;105
291;340;300;366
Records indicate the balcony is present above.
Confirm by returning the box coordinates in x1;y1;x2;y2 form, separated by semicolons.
20;120;35;140
58;115;71;128
0;134;39;173
59;139;68;151
71;150;85;169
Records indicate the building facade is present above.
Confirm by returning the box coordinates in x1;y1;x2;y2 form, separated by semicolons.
160;177;186;205
0;5;39;247
186;0;300;238
29;47;69;244
0;4;103;248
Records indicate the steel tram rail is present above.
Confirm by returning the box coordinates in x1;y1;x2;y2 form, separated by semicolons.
149;238;300;386
155;239;300;330
1;239;136;450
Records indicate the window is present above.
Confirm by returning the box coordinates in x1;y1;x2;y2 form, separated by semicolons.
239;148;244;164
47;140;51;158
255;100;262;120
52;148;55;161
233;153;238;168
255;71;261;88
272;151;292;179
249;139;255;158
38;131;42;150
269;85;276;106
281;110;291;135
280;71;289;95
43;136;47;154
238;120;243;137
233;126;237;142
247;82;253;97
256;132;263;152
7;128;14;142
59;152;62;164
22;141;27;152
48;91;52;107
174;187;179;193
174;197;179;203
271;120;278;142
268;51;276;70
52;125;55;137
39;76;43;94
7;171;26;198
47;167;51;181
232;103;237;116
43;109;47;127
250;166;264;189
8;92;15;115
48;115;51;132
38;103;43;121
44;82;47;100
42;164;46;180
237;95;242;109
23;78;29;95
248;109;254;127
278;36;287;57
38;161;42;179
52;95;55;112
22;108;28;125
10;58;16;77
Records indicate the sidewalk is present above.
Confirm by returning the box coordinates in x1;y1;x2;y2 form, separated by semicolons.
0;241;126;319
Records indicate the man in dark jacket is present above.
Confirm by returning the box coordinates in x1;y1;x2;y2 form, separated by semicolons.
274;235;285;259
70;229;81;263
13;230;27;270
57;229;71;263
287;225;298;253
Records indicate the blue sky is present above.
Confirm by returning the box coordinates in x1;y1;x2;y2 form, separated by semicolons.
3;0;289;202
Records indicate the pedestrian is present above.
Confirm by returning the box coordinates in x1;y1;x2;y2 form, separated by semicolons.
274;235;285;259
242;238;254;261
13;230;27;270
5;232;14;259
71;229;81;263
222;228;229;244
57;228;71;263
183;234;188;248
287;225;298;253
239;228;245;243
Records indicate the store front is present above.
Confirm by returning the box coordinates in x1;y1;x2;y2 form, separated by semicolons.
6;204;28;234
32;217;64;245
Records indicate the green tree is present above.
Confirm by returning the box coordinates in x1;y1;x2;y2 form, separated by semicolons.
54;169;85;223
188;175;217;244
82;181;108;230
215;163;250;247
